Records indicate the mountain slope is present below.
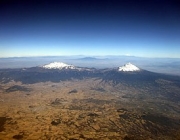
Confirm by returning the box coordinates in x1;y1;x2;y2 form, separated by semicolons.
0;62;180;87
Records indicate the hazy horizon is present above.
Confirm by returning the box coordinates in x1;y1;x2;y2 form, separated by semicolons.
1;55;180;76
1;54;180;59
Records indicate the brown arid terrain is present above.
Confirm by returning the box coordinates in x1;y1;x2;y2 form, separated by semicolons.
0;78;180;140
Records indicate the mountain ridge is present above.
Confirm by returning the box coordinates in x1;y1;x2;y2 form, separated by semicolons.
0;62;180;87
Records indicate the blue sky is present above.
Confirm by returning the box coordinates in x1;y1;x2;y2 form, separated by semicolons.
0;0;180;58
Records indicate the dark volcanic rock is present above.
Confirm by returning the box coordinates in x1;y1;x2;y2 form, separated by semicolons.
69;89;78;94
141;113;173;127
117;108;128;113
123;135;140;140
12;134;23;139
0;117;11;132
51;119;61;125
119;113;130;119
51;98;62;105
5;85;31;93
124;136;133;140
87;113;99;117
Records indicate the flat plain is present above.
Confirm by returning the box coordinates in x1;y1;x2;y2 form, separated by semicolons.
0;77;180;140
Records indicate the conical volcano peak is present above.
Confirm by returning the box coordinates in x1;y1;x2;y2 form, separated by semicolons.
118;62;140;72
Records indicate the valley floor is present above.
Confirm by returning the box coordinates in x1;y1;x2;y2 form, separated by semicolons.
0;79;180;140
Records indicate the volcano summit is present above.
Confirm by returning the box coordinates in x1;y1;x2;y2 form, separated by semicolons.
118;62;140;72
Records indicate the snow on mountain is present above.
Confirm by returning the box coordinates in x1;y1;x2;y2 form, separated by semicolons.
42;62;76;70
118;62;140;72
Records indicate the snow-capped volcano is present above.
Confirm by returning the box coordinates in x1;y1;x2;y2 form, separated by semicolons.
42;62;76;70
118;63;140;72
